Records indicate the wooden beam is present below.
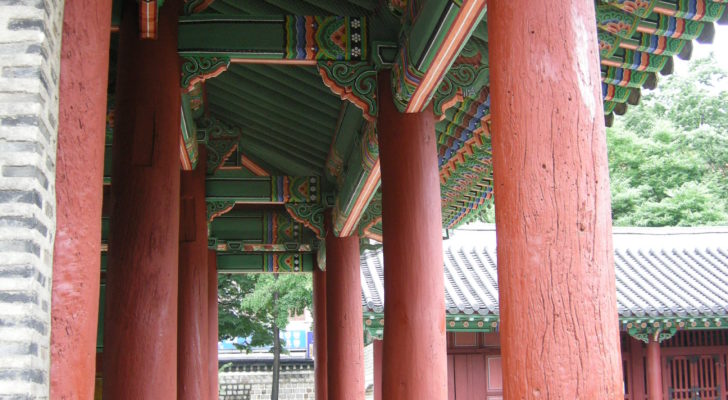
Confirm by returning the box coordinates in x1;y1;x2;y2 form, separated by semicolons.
178;15;369;90
206;170;321;221
390;0;487;113
331;121;380;237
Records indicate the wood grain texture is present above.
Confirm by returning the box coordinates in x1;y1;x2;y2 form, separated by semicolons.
102;1;182;398
313;265;328;400
178;147;209;400
378;71;448;400
51;0;113;398
325;223;365;400
488;0;623;398
208;250;219;400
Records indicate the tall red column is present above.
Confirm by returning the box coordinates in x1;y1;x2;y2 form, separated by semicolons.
325;223;364;399
373;340;383;400
488;1;624;398
647;337;663;400
178;147;209;400
102;0;182;398
51;0;112;398
377;72;447;399
313;265;328;400
208;250;219;400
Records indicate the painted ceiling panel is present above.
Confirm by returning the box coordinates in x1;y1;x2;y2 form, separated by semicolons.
204;64;345;176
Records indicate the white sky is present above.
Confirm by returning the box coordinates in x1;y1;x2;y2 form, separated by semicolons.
673;23;728;86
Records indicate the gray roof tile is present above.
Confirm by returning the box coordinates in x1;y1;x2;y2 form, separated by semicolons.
360;226;728;319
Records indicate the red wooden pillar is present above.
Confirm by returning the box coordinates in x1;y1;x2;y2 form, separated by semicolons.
377;72;447;399
102;0;182;398
373;340;383;400
208;250;219;400
51;0;112;398
313;265;328;400
488;0;624;398
178;147;209;400
325;221;364;399
647;337;663;400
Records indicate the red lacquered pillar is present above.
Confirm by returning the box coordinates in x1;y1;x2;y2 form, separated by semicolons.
647;337;663;400
373;340;383;400
377;72;447;400
325;221;364;400
102;0;182;398
488;0;624;398
313;265;328;400
178;147;209;400
208;250;219;400
51;0;112;398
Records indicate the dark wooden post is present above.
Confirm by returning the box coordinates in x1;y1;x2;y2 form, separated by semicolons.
178;147;209;400
313;265;328;400
647;337;663;400
373;340;383;400
631;336;647;400
488;0;624;397
377;72;448;399
325;218;364;400
208;250;219;400
51;0;112;397
102;0;182;398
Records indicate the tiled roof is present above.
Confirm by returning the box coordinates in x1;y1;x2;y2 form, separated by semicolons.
360;225;728;319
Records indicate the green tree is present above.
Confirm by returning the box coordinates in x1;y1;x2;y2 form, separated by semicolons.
607;53;728;227
218;273;313;399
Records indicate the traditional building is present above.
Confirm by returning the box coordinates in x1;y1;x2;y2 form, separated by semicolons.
362;226;728;400
0;0;726;399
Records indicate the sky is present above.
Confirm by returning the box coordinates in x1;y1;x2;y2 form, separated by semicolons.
673;23;728;85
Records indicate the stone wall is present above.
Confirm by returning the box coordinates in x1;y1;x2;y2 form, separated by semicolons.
0;0;64;398
219;368;315;400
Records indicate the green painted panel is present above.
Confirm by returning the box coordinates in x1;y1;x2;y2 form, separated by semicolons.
179;16;285;55
211;215;264;241
216;253;314;272
206;178;275;200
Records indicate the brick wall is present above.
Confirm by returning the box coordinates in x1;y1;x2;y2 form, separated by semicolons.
219;368;316;400
0;0;64;398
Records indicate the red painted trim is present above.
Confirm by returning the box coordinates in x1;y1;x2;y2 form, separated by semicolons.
406;0;487;113
231;58;317;66
319;65;377;122
241;155;269;176
339;159;380;236
179;132;192;171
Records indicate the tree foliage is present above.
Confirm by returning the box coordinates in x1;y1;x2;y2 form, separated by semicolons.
218;273;312;351
607;54;728;227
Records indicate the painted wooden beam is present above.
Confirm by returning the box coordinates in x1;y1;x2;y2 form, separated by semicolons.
390;0;487;113
206;170;321;222
332;122;380;237
179;15;368;90
216;253;314;272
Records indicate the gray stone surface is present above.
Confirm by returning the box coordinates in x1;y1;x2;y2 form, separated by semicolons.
219;368;315;400
0;0;63;397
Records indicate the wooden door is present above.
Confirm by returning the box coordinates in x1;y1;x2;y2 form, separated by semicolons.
666;355;722;399
447;354;503;399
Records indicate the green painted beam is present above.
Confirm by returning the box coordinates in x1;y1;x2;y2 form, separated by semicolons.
331;122;379;236
178;15;368;61
208;208;318;249
216;252;314;272
206;170;321;205
390;1;487;112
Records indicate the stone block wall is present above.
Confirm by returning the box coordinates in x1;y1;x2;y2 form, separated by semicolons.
219;368;315;400
0;0;64;398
